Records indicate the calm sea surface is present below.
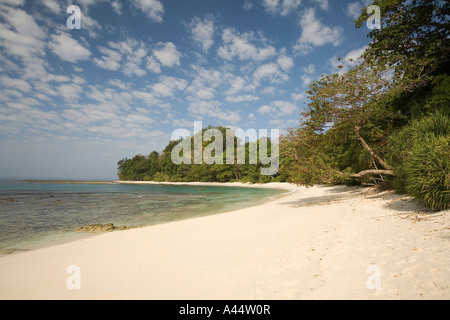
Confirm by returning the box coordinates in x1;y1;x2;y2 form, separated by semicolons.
0;181;286;254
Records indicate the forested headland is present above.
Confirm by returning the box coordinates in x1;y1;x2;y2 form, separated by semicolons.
118;0;449;211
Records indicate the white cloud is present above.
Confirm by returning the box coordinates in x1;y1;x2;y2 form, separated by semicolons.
108;79;131;91
82;14;102;38
262;0;279;14
76;0;96;11
125;113;154;125
110;0;122;15
300;63;316;87
185;65;228;101
300;74;313;87
218;27;277;62
253;62;289;84
280;0;302;16
0;0;25;7
151;76;188;98
277;53;294;72
58;84;83;102
346;45;368;62
130;0;164;23
0;76;32;93
225;95;259;103
93;46;122;71
194;85;215;100
294;8;343;55
312;0;329;11
272;100;298;115
347;2;362;19
132;90;162;107
258;100;298;116
49;32;91;63
261;0;301;16
189;15;215;54
291;92;305;101
40;0;60;14
346;1;372;19
226;76;245;96
187;99;241;123
261;86;276;95
243;0;254;10
302;63;315;74
258;104;274;114
93;39;156;76
0;6;46;60
329;45;368;74
152;42;182;67
110;39;148;76
146;56;161;73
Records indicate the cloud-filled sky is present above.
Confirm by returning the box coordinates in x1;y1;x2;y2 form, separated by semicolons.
0;0;373;179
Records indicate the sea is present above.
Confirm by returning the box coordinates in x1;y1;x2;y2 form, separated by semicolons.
0;181;286;255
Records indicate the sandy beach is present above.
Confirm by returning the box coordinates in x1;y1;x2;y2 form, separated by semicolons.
0;182;448;300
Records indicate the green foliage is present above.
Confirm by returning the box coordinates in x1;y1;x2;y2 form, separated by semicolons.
356;0;449;87
279;127;342;186
404;135;450;211
387;112;450;210
117;126;278;184
277;0;449;211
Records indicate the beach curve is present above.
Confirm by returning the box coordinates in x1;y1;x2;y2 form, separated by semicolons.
0;182;448;300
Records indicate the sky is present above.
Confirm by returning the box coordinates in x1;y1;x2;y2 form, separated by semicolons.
0;0;374;180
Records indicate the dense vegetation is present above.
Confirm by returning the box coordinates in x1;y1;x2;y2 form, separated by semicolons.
118;0;449;210
118;126;278;183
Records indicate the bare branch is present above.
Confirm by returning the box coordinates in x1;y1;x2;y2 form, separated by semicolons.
355;126;393;170
350;169;396;178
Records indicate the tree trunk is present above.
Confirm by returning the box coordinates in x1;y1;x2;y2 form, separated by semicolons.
354;126;393;170
350;169;395;178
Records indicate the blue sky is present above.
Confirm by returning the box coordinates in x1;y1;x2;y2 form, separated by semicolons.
0;0;373;179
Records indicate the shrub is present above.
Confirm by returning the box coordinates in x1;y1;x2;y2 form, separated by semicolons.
387;111;450;211
404;135;449;211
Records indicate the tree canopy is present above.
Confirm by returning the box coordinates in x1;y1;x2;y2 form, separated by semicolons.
278;0;449;209
118;126;279;184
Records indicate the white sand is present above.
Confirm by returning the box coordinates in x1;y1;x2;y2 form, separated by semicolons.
0;183;448;300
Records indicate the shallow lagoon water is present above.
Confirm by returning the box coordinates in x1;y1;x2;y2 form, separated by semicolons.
0;181;285;254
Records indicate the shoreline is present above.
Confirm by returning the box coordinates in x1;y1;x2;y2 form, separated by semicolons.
116;180;300;190
0;181;290;257
0;183;448;299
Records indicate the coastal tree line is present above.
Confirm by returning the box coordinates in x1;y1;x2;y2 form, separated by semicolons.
118;126;278;184
118;0;449;211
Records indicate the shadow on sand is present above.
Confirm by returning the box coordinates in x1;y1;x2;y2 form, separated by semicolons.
283;185;364;208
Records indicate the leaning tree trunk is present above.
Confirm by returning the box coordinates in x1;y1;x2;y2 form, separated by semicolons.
352;126;395;178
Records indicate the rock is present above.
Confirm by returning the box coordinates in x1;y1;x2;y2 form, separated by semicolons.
115;225;142;231
75;223;115;233
74;223;142;233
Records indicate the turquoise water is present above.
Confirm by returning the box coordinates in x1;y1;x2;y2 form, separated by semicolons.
0;181;286;254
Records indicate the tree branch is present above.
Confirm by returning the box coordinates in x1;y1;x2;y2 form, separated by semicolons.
350;169;396;178
354;125;393;170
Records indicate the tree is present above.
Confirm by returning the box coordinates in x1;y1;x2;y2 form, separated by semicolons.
287;0;449;183
117;125;278;183
356;0;449;89
302;58;398;180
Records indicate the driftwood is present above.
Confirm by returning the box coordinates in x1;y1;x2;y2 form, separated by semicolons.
350;169;395;178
